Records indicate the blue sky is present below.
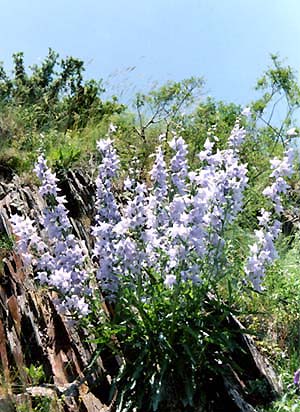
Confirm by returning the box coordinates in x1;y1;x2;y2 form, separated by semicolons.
1;0;300;106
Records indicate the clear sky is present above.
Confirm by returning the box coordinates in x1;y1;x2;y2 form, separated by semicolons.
1;0;300;106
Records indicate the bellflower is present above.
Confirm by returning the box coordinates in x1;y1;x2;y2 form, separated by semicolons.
241;107;251;118
149;145;168;202
92;138;122;296
263;147;294;212
169;135;189;195
287;127;297;137
245;218;279;292
228;120;247;149
12;154;91;316
246;147;294;290
164;274;177;288
294;369;300;385
192;129;248;263
10;214;43;265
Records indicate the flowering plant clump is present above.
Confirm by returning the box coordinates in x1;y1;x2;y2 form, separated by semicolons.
10;116;294;411
11;154;91;316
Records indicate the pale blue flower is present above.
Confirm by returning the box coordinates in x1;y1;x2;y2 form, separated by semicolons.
164;274;177;288
241;107;251;117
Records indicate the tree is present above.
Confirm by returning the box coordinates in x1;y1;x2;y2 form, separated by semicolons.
0;49;125;133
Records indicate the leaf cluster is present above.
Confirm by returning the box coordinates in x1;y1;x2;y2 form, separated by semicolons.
89;271;246;412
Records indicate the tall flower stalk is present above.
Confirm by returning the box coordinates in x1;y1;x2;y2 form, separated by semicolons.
91;138;122;296
11;154;90;316
245;147;294;290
